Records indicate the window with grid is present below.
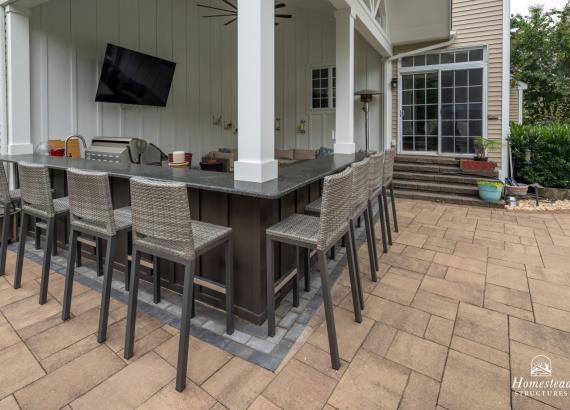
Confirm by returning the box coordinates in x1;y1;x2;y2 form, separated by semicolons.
311;67;336;110
399;47;486;155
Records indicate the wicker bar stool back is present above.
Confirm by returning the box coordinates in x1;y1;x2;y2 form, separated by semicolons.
381;150;398;244
14;162;69;305
62;169;133;344
130;177;194;260
125;177;233;393
266;167;362;371
367;153;389;260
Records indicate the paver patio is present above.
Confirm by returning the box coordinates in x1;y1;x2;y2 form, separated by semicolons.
1;198;570;409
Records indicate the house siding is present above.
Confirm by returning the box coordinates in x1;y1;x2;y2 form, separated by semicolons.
391;0;506;165
510;86;521;124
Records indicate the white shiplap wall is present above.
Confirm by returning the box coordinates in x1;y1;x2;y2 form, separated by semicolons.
29;0;383;160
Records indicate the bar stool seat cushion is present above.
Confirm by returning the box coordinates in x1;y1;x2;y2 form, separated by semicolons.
71;206;132;236
135;220;231;260
192;221;232;253
53;197;70;214
304;198;321;215
266;214;319;247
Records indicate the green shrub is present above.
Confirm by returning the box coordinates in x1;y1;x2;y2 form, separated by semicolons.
509;123;570;188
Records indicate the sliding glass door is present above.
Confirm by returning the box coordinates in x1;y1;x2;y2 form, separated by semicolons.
398;48;486;155
441;68;484;154
401;72;439;152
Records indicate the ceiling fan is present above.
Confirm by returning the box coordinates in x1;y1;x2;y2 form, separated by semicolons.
197;1;293;26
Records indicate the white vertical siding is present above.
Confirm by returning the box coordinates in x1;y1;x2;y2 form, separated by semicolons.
29;1;383;161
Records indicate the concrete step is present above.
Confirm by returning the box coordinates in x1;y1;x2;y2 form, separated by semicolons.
394;189;504;208
394;162;498;178
395;155;460;167
394;171;497;186
394;162;462;174
393;179;479;196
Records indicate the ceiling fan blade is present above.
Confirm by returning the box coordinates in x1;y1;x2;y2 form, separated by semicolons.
197;4;235;13
275;3;287;9
221;0;237;9
224;17;237;26
203;13;237;17
275;14;293;18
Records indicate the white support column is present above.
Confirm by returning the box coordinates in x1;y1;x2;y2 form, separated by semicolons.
5;5;33;155
334;8;356;155
383;59;393;151
234;0;278;183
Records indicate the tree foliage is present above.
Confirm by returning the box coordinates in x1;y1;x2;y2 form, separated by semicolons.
511;3;570;123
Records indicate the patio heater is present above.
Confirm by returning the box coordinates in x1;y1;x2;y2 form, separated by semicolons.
355;90;382;153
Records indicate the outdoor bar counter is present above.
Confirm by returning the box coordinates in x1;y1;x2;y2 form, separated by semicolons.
0;153;363;324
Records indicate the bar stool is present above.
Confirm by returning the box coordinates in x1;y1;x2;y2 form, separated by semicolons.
346;158;376;308
0;163;20;275
61;169;133;343
124;177;233;392
382;150;398;245
13;162;69;305
266;167;360;369
368;153;389;271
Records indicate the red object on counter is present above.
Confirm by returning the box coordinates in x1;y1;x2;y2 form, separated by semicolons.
168;153;192;167
49;148;65;157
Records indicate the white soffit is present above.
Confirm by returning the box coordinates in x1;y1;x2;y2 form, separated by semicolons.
0;0;50;8
388;0;451;46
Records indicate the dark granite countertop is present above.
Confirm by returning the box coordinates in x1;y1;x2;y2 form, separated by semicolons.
0;153;364;199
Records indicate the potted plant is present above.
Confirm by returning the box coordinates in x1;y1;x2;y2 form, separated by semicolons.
477;180;504;203
460;137;501;174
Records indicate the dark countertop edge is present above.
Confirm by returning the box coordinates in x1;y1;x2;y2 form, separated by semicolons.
0;153;364;200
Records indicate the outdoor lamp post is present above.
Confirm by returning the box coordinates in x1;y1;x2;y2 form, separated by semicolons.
355;90;382;153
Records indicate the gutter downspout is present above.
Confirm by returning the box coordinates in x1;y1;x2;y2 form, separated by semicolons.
383;32;457;150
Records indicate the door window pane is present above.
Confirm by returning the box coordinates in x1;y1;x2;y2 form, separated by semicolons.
403;106;413;120
426;105;438;119
469;49;484;61
455;137;468;153
442;88;453;104
426;73;438;88
427;54;440;65
455;104;468;120
402;75;414;90
455;70;468;86
402;56;413;67
414;55;426;66
469;69;483;86
469;86;483;103
402;91;413;105
442;71;454;87
455;87;468;103
414;74;426;89
455;51;468;63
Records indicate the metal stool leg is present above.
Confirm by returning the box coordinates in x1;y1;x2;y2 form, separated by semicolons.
390;182;399;233
34;219;41;250
39;217;55;305
266;237;275;337
152;256;161;304
225;239;234;335
382;186;393;245
14;212;29;289
124;249;141;359
125;232;132;292
96;237;104;277
76;238;82;268
344;233;362;323
377;194;389;253
0;205;12;275
367;201;379;271
364;208;377;282
52;219;58;257
98;236;117;343
317;250;340;370
176;261;195;392
349;219;364;310
304;248;310;292
62;228;79;321
292;246;300;308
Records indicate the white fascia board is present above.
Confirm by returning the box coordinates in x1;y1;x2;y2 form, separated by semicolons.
329;0;392;57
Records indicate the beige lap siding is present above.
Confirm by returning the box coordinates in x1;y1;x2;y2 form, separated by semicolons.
391;0;506;167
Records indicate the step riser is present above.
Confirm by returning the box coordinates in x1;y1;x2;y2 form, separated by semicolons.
395;155;460;166
393;181;478;196
395;164;461;174
395;189;503;208
394;172;490;186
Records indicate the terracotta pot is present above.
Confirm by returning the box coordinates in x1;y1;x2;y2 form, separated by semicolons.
460;159;497;172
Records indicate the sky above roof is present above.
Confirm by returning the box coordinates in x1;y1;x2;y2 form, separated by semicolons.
511;0;568;15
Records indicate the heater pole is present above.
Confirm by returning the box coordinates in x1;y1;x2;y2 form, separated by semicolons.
363;102;370;153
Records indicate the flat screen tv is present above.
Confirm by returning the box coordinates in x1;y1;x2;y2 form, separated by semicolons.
95;44;176;107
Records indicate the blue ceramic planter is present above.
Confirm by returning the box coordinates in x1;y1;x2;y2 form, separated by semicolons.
478;184;503;203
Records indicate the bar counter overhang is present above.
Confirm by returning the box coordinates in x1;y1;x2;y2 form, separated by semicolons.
0;153;364;324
